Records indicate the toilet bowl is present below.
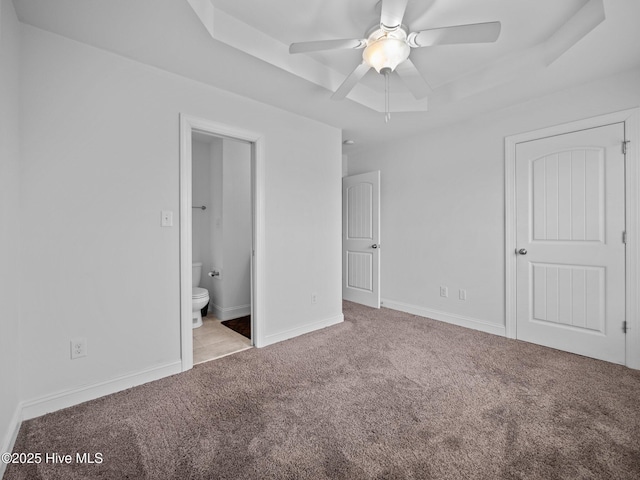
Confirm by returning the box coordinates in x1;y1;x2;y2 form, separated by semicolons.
192;262;210;329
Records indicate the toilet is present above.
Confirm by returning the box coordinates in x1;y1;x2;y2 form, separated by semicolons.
192;262;210;329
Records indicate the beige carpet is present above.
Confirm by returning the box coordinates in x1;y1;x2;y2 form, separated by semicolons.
5;301;640;479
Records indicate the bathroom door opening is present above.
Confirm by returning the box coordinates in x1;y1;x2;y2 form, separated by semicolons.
180;114;265;371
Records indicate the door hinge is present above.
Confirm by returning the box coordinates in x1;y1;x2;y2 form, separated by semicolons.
623;231;627;244
622;140;630;155
623;321;628;334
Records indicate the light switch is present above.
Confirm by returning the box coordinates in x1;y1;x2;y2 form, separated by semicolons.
161;210;173;227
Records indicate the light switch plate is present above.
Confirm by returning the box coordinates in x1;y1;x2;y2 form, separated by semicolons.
161;210;173;227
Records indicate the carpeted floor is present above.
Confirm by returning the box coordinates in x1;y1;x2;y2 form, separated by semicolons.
221;315;251;339
5;301;640;479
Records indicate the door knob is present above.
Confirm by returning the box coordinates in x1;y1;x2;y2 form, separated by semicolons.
371;244;379;249
516;248;527;255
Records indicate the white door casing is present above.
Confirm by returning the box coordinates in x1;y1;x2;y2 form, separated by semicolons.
515;123;626;364
179;114;265;371
343;171;380;308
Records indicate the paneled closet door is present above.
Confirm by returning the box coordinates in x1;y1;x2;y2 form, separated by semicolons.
515;123;626;364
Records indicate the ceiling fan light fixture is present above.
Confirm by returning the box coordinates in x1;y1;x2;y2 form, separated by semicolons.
288;1;501;105
362;36;410;73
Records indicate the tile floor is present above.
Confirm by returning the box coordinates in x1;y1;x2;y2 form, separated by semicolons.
193;314;252;365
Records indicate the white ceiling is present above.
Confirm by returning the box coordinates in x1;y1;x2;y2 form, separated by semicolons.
212;0;585;86
13;0;640;151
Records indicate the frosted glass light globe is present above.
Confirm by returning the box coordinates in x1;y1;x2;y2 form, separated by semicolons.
363;37;410;73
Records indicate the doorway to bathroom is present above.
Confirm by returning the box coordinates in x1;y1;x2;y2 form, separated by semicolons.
191;131;253;364
179;115;265;371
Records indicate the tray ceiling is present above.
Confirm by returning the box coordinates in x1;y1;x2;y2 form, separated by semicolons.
13;0;640;148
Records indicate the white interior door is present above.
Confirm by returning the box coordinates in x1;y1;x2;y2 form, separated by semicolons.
343;171;380;308
515;123;626;364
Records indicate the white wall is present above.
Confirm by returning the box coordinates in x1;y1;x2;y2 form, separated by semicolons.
209;138;224;306
191;138;212;283
18;25;342;405
348;68;640;333
220;138;252;315
0;0;22;457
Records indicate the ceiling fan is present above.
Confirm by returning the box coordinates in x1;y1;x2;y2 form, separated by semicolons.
289;0;501;120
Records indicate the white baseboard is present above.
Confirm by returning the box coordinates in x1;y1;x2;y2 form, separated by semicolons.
262;313;344;347
0;403;23;477
1;360;180;476
381;299;506;337
20;360;182;421
208;302;251;321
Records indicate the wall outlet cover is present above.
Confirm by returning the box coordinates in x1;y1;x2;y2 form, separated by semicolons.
70;338;87;359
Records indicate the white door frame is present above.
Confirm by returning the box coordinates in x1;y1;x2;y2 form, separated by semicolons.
505;108;640;369
179;114;266;371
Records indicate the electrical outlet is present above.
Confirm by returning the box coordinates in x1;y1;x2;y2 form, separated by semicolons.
70;338;87;359
440;286;448;298
311;292;318;304
459;289;467;301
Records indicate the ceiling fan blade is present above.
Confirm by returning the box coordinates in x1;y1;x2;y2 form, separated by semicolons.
410;21;501;47
331;63;371;100
395;59;432;99
380;0;409;31
289;39;366;54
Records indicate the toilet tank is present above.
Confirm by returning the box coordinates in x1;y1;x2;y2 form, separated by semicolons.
192;262;203;287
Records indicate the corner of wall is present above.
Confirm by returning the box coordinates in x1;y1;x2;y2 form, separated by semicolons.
0;0;23;464
0;403;22;477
